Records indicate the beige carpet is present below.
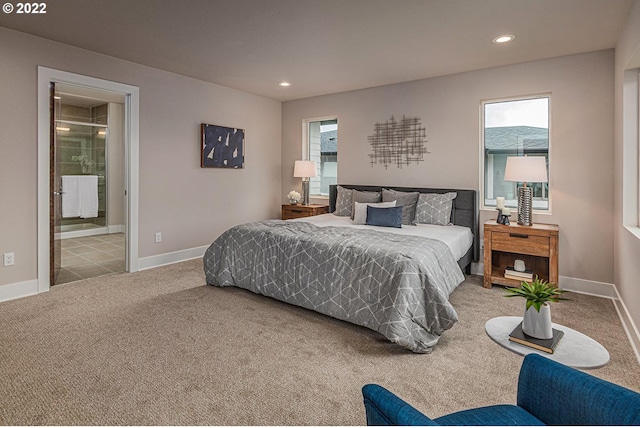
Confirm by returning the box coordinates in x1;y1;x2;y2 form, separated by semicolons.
0;259;638;425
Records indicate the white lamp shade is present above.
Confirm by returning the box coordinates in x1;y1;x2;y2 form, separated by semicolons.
293;160;317;178
504;156;548;183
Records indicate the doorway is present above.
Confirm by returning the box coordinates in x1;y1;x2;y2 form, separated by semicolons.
52;84;127;285
38;67;140;293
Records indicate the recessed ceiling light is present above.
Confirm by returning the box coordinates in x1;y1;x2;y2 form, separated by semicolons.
492;34;515;44
279;82;291;87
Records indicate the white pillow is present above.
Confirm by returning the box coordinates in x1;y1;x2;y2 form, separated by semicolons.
353;200;397;225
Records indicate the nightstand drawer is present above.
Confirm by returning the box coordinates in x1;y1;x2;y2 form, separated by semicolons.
492;231;550;257
286;209;312;218
281;204;329;220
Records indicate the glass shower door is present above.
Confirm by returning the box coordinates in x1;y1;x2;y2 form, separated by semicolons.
50;82;62;284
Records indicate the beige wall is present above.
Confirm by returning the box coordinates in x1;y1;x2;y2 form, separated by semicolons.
282;50;615;286
0;27;282;287
614;0;640;332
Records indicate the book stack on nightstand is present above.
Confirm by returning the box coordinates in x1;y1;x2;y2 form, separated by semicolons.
504;266;534;282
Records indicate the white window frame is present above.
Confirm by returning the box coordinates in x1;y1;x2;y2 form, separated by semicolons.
302;115;338;198
622;68;640;237
480;94;552;214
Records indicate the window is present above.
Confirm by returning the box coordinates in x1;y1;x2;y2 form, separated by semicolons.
482;96;550;211
304;117;337;196
622;68;640;229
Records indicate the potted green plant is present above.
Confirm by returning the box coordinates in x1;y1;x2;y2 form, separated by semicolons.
504;276;569;339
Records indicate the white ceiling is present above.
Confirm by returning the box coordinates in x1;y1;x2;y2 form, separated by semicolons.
0;0;632;101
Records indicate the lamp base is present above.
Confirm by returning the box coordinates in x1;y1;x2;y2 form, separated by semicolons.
302;180;310;206
517;186;533;226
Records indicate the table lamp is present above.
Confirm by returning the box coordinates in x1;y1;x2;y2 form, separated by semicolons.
503;156;548;226
293;160;317;206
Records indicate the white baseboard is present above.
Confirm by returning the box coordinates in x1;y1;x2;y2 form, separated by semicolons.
558;277;640;363
57;224;124;240
558;275;618;299
137;245;208;271
612;286;640;364
0;279;39;303
535;276;640;364
472;265;618;298
0;244;207;302
470;261;483;276
108;224;125;234
530;277;639;362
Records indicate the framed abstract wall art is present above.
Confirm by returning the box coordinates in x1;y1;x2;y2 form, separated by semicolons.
201;123;245;168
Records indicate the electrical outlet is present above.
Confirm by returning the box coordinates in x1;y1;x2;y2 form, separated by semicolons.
155;232;162;243
3;252;15;266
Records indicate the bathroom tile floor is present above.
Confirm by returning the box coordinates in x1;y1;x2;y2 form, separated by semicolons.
55;233;125;285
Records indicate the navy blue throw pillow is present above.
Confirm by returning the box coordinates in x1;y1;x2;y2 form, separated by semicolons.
366;205;403;228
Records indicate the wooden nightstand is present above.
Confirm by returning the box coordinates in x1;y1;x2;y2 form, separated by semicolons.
483;220;559;289
282;204;329;220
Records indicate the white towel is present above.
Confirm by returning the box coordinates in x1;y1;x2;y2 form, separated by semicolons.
62;175;99;218
79;175;98;218
62;176;81;218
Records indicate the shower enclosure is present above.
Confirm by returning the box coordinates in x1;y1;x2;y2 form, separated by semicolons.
56;103;109;237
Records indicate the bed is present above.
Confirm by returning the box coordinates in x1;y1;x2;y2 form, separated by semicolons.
204;185;478;353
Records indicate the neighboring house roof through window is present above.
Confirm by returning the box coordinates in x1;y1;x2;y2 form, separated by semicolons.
321;129;337;155
485;126;548;154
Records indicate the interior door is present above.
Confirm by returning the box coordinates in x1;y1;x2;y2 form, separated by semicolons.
50;82;62;285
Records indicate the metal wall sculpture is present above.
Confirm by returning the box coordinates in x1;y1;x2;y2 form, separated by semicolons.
367;115;430;169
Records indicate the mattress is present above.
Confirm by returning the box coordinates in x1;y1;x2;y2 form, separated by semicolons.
289;213;473;261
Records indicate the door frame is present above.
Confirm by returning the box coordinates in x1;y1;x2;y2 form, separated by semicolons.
37;67;140;293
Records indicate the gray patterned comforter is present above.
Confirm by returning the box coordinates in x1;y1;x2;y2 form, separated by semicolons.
203;220;465;353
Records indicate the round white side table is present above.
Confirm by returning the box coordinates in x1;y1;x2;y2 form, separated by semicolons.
485;316;609;369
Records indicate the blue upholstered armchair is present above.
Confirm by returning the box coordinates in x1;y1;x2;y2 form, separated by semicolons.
362;354;640;426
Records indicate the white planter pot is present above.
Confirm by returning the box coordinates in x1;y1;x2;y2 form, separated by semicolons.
522;303;553;339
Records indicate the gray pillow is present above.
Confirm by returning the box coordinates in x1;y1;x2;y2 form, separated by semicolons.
333;186;353;217
353;200;396;225
415;192;457;226
351;190;381;219
382;189;419;225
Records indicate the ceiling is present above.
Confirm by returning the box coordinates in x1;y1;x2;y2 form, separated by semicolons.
0;0;632;102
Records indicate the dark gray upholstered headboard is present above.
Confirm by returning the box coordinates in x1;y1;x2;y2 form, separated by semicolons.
328;184;479;272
